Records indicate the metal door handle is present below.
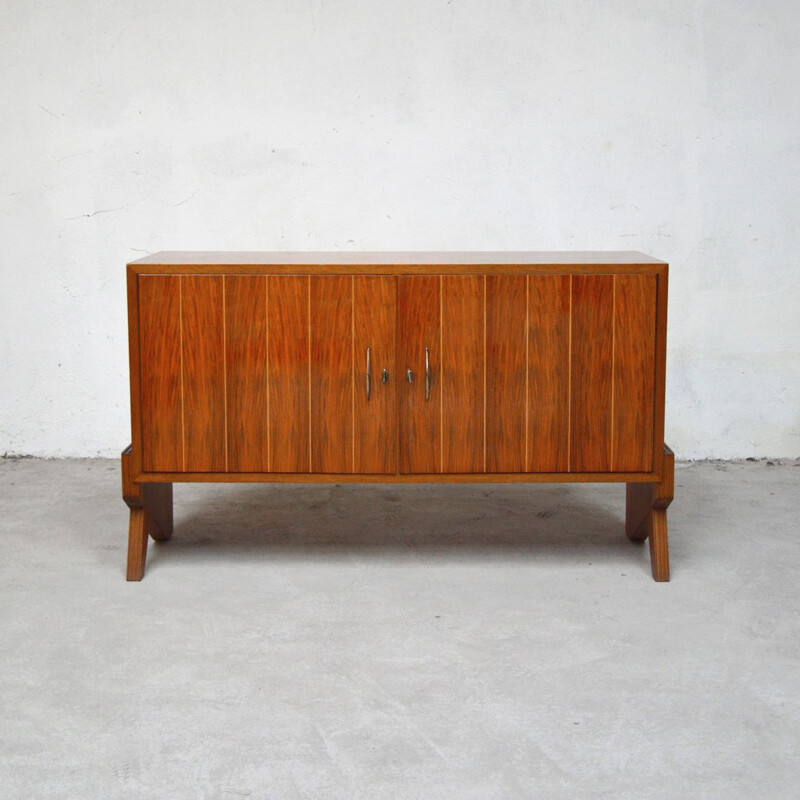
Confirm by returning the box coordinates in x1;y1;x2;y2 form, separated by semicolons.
425;346;430;401
366;346;371;400
406;368;413;383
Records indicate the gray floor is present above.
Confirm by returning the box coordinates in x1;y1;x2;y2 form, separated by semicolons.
1;458;798;799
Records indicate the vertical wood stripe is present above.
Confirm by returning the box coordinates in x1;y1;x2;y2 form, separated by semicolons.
308;276;312;471
225;275;268;471
441;275;484;473
266;277;270;471
179;277;186;471
486;275;527;472
181;275;226;471
310;276;353;472
439;275;443;474
223;276;228;471
483;276;487;473
397;276;440;473
568;276;572;472
525;276;529;472
613;275;657;471
527;276;570;472
570;275;614;472
351;276;355;473
268;276;310;472
610;275;616;471
139;275;182;471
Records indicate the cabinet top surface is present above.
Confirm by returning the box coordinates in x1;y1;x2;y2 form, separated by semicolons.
129;250;667;267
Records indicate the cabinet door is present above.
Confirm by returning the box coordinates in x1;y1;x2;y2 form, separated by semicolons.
396;273;657;475
138;274;394;474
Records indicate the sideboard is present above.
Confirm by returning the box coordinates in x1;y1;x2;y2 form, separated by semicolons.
122;252;674;581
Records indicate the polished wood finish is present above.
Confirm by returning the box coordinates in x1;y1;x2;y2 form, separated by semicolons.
268;276;310;472
486;276;527;472
398;277;441;473
527;276;570;472
626;445;675;581
126;252;672;581
225;275;269;472
354;276;396;473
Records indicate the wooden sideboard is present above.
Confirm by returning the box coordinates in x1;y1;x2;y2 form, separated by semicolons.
122;252;673;581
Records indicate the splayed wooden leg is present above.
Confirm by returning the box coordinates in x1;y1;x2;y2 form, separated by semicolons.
126;508;148;581
121;445;173;581
625;445;674;582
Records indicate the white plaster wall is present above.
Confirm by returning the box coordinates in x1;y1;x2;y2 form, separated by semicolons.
1;0;798;459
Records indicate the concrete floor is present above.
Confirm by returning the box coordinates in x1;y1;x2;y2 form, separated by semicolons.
0;458;798;799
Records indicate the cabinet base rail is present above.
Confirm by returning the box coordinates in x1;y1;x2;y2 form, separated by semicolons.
121;445;675;583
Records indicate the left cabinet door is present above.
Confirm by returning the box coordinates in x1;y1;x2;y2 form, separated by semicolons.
138;274;395;474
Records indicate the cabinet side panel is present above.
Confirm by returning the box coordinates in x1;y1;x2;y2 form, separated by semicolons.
527;275;570;472
571;275;613;471
442;275;485;473
268;276;310;472
225;275;269;472
354;276;396;473
613;275;656;471
182;276;227;471
486;275;527;472
139;276;183;471
310;276;353;473
398;276;441;473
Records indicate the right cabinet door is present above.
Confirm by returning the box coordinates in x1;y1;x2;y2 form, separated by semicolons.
398;273;657;474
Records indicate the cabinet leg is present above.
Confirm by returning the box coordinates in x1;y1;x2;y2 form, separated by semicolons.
649;508;670;582
625;445;674;582
126;508;148;581
121;445;174;580
145;483;173;541
625;482;654;542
